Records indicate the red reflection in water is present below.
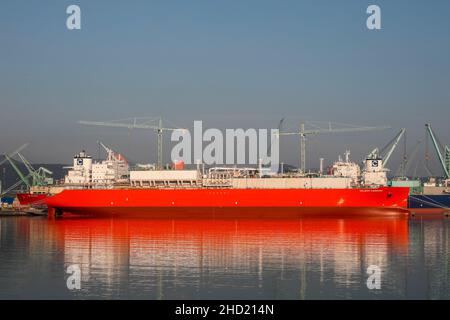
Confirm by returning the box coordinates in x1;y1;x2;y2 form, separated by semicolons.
49;216;410;254
4;215;411;298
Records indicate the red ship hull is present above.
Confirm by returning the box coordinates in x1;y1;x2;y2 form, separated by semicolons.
17;193;48;206
45;187;410;217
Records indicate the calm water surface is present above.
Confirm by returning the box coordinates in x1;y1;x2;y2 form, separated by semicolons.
0;215;449;299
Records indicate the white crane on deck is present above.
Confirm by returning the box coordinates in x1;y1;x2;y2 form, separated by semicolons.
97;141;120;161
78;117;186;170
278;122;390;173
366;128;406;168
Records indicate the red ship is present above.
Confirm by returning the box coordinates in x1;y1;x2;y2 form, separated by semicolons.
17;193;48;206
45;186;410;218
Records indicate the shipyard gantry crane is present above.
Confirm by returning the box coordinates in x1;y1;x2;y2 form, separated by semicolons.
0;143;29;167
1;145;53;195
5;154;31;189
0;143;29;195
278;122;390;172
79;117;185;169
18;153;53;186
425;123;450;179
4;152;53;188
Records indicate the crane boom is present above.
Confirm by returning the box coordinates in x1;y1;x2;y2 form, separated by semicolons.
17;153;36;175
0;143;29;166
97;141;115;160
303;126;390;136
365;128;405;167
405;141;422;174
425;123;450;179
395;140;422;177
278;122;390;172
383;128;406;167
98;141;111;153
79;117;185;169
78;120;176;131
0;173;32;196
278;126;389;136
4;154;31;188
16;153;53;186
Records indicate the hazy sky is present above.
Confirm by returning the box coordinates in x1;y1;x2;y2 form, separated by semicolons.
1;1;449;174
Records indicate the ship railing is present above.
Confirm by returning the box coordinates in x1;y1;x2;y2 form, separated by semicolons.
208;167;266;179
62;183;116;190
202;180;233;188
130;179;203;188
202;173;233;187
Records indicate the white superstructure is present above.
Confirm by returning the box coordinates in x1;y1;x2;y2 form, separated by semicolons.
331;151;361;186
64;151;93;185
362;158;388;186
130;170;200;187
91;144;129;185
64;144;129;186
61;143;394;189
